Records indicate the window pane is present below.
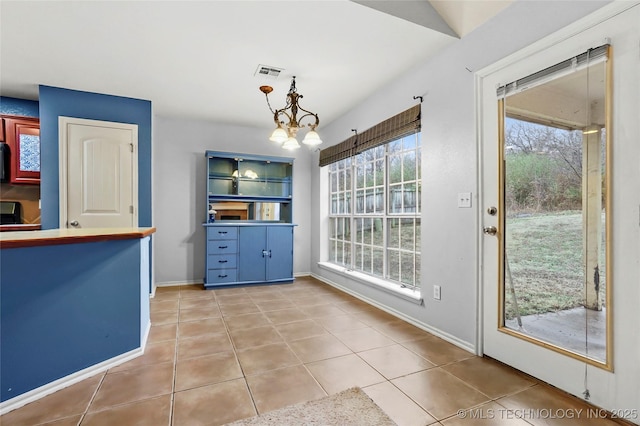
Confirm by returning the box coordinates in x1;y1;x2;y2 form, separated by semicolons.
403;134;416;150
356;165;364;188
388;250;400;282
401;252;415;286
363;246;372;273
388;218;400;249
343;218;351;240
355;189;365;214
375;160;384;185
365;163;374;187
354;244;363;270
403;151;416;181
372;218;384;245
338;170;345;191
365;189;374;213
373;249;384;277
375;187;384;213
400;218;415;250
388;184;402;213
345;166;351;190
388;155;402;184
354;218;363;244
344;242;351;266
331;241;338;262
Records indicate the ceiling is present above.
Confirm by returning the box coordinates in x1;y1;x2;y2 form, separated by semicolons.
0;1;512;131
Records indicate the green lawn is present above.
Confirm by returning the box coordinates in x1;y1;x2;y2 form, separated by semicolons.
504;211;606;319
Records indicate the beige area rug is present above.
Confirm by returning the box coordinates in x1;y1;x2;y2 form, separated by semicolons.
226;387;396;425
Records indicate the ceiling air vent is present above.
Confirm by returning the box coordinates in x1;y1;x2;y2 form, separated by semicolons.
255;65;283;79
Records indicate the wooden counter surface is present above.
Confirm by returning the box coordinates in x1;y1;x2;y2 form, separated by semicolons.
0;224;42;232
0;227;156;249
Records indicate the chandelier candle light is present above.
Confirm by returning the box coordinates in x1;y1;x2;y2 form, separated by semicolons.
260;76;322;150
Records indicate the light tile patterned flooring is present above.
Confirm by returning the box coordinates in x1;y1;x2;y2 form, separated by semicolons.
2;277;627;426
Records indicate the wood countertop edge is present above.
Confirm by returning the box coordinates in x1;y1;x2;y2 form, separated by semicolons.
0;227;156;249
0;224;42;232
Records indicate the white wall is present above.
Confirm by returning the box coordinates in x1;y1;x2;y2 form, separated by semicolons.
153;117;312;285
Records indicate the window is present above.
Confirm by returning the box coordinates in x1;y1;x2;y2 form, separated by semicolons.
497;44;612;367
328;133;421;290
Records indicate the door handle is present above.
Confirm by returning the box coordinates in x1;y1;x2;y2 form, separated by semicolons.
69;220;79;227
483;226;497;236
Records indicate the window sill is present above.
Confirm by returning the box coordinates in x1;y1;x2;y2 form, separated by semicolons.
317;262;423;305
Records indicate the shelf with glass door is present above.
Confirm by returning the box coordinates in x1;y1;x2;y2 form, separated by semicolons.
207;153;293;199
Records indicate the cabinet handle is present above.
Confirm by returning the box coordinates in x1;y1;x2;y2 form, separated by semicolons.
268;250;272;258
218;260;228;263
219;246;228;249
218;231;228;234
218;274;228;278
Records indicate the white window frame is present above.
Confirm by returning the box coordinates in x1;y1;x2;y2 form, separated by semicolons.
326;133;422;296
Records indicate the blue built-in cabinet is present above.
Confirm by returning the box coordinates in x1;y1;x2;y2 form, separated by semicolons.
203;151;295;288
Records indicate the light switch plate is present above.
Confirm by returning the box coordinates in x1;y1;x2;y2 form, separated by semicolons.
458;192;472;208
433;285;441;300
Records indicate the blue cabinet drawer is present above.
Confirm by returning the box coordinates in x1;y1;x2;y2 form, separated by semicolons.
207;239;238;254
208;254;237;269
207;227;238;240
207;270;237;284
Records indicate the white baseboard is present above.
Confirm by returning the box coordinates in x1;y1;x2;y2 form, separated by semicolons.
294;272;311;278
155;279;204;288
152;280;204;297
0;320;151;416
310;272;475;354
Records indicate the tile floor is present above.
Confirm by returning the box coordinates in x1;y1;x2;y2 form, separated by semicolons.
1;277;628;426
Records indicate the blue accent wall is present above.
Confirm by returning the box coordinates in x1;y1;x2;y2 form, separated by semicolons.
38;86;152;229
0;96;39;117
0;239;143;402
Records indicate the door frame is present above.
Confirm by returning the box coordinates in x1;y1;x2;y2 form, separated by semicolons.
58;116;139;228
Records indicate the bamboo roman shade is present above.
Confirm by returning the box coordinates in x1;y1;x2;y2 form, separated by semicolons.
319;104;421;167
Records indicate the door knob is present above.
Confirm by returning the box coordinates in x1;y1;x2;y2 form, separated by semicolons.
69;220;79;227
483;226;497;236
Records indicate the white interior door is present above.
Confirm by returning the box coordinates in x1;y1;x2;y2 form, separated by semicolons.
59;117;138;229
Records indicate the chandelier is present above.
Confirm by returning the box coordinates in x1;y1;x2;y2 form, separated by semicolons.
259;76;322;150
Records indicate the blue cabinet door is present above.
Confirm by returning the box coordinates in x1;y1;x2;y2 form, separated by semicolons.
238;226;267;282
266;226;293;281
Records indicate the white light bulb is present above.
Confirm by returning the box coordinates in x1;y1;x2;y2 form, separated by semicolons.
282;137;301;150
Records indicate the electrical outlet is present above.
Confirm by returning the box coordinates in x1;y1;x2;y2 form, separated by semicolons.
457;192;472;208
433;285;441;300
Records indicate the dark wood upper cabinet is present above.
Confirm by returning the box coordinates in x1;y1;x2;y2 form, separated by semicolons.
3;116;40;184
